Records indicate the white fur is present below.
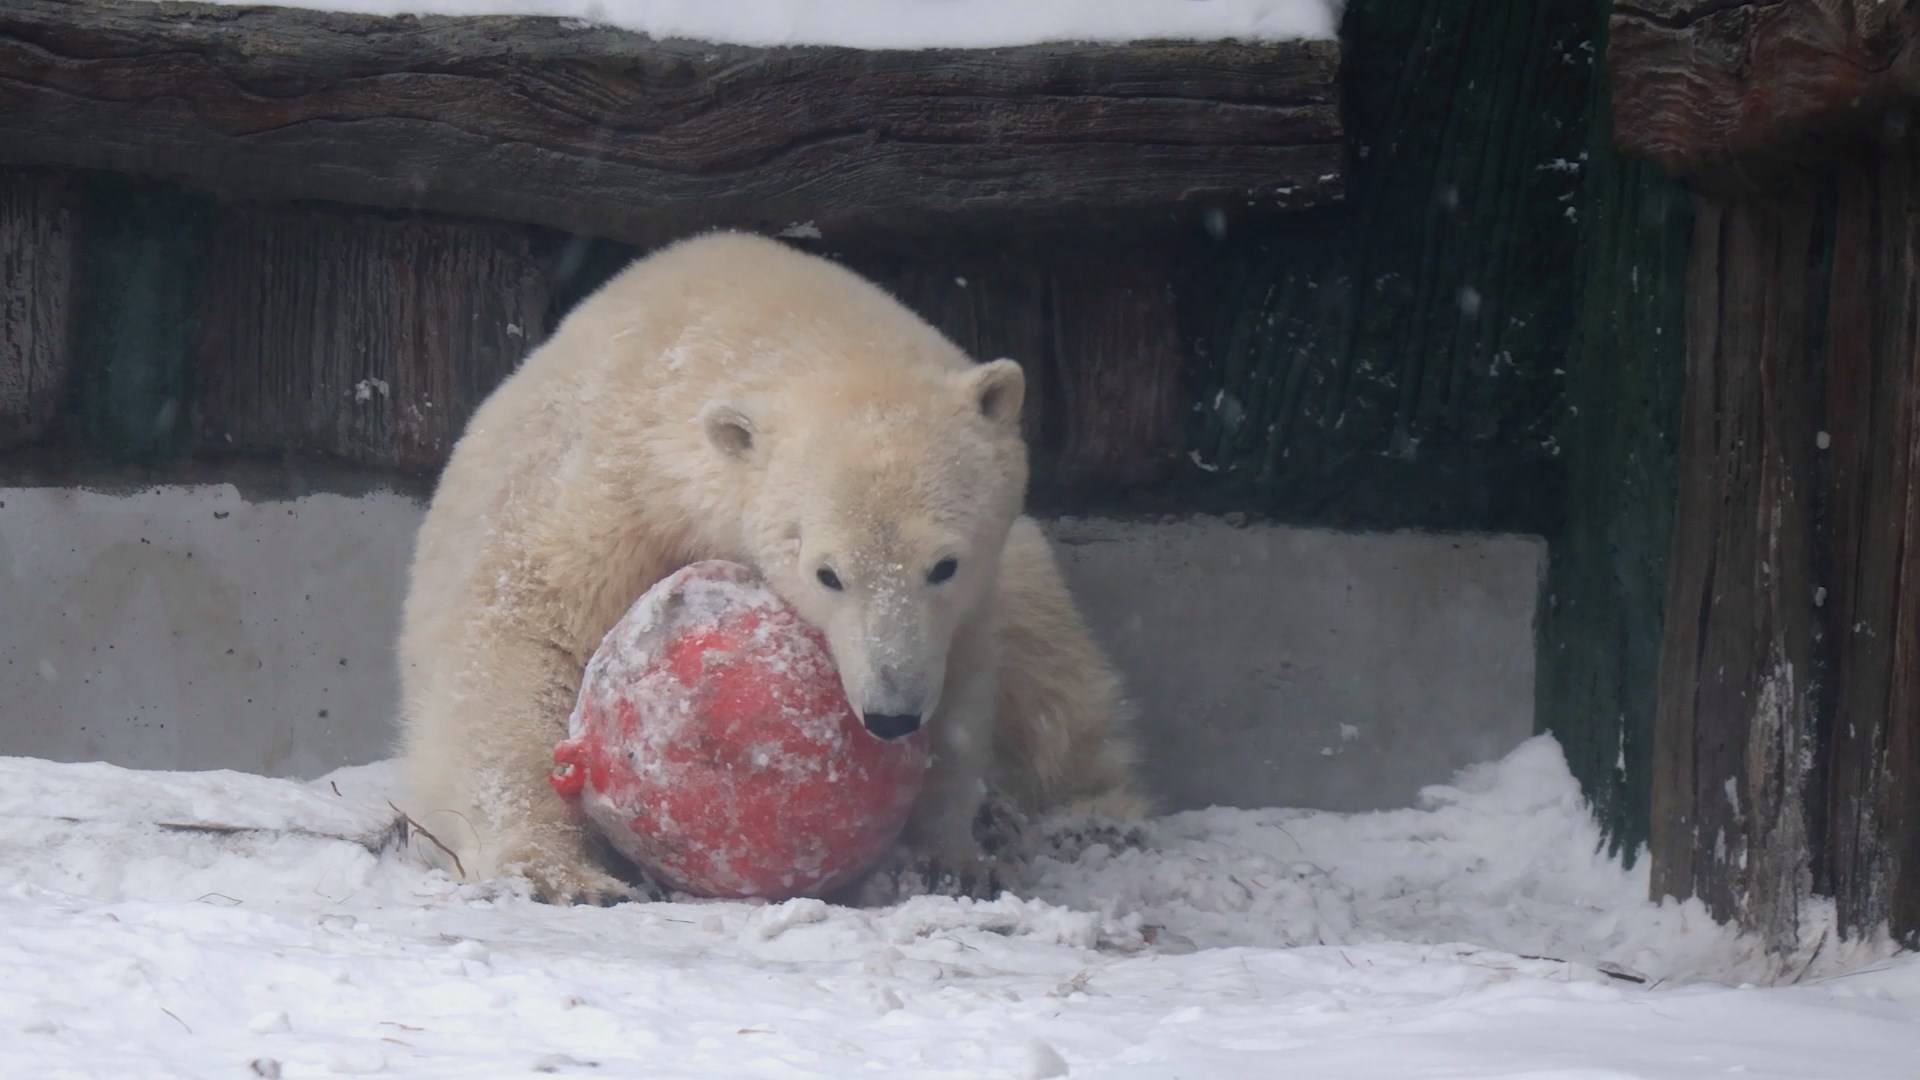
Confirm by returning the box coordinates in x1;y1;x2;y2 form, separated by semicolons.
396;232;1146;902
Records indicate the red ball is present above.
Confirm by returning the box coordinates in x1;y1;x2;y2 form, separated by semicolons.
550;561;928;899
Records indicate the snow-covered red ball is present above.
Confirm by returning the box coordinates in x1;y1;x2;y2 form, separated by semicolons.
550;561;928;899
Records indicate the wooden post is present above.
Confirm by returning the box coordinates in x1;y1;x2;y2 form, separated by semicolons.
1611;0;1920;946
1818;143;1920;943
1651;197;1822;951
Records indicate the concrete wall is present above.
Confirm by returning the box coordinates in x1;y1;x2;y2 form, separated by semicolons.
0;485;418;779
1050;518;1542;812
0;485;1543;812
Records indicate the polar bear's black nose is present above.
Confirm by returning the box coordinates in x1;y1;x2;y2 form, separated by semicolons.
862;712;922;740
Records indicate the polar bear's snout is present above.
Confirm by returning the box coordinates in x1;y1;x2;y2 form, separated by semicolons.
861;662;928;739
841;644;938;741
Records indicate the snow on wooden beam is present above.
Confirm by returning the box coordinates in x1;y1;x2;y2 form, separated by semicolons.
1610;0;1920;182
0;0;1343;245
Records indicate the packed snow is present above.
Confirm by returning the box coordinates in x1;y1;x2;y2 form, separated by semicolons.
3;735;1914;1077
141;0;1339;48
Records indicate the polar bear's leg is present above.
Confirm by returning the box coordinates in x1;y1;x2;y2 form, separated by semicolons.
914;655;998;853
404;627;652;906
991;517;1152;821
870;616;1003;898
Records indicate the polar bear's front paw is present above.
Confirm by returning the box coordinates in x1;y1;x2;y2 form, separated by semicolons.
857;847;1012;904
971;790;1030;857
926;854;1010;901
516;860;662;908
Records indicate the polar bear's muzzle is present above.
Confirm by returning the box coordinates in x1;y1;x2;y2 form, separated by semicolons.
829;604;944;742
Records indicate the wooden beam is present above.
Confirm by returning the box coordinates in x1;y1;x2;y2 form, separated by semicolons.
1610;0;1920;182
0;0;1342;247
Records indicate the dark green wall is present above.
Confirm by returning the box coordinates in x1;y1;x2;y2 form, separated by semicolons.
1179;0;1691;854
1537;18;1691;861
1178;1;1602;533
66;176;214;462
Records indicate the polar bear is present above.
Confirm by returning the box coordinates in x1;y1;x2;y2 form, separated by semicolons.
396;231;1146;904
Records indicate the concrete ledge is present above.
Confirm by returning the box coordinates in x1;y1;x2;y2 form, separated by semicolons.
1;485;1543;811
1050;517;1542;812
0;485;416;778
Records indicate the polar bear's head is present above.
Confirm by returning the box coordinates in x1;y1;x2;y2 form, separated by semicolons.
704;359;1028;740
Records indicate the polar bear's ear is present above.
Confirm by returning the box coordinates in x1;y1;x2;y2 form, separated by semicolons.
965;358;1025;430
701;401;757;460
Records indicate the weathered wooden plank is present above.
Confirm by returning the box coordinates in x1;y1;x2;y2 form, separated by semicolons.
1651;195;1820;952
840;246;1054;455
0;169;73;449
193;205;547;472
1048;253;1186;490
1610;0;1920;183
0;0;1342;248
1893;391;1920;945
840;241;1183;495
1820;139;1920;945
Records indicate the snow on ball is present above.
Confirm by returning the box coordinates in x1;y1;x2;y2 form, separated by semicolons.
550;561;928;899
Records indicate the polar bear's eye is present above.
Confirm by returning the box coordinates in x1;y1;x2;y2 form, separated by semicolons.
816;567;844;591
927;557;959;585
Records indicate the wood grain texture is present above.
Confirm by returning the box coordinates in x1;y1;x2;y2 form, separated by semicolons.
1048;253;1186;489
193;204;547;472
1648;139;1920;948
1651;195;1820;952
791;239;1189;496
0;0;1342;247
1611;0;1920;181
0;169;74;448
1818;141;1920;945
840;246;1055;454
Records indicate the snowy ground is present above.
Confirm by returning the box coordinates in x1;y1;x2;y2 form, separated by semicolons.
3;737;1914;1079
145;0;1339;49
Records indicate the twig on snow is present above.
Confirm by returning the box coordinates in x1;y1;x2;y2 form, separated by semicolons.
388;801;465;879
1790;931;1828;985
